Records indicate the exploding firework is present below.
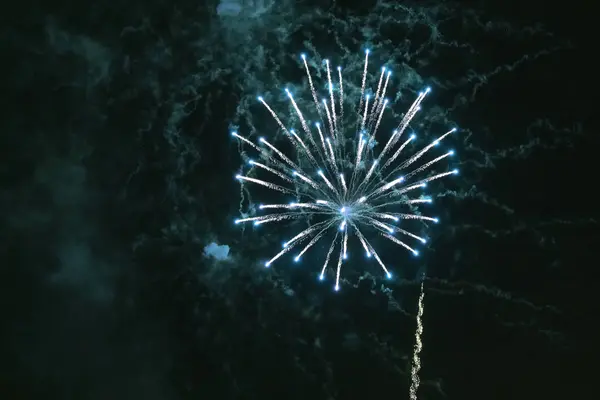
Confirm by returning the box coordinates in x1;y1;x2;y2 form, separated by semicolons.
233;50;459;290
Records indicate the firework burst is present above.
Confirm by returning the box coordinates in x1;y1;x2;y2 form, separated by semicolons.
233;50;459;290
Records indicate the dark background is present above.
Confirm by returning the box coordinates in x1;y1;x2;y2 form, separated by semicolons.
1;0;596;399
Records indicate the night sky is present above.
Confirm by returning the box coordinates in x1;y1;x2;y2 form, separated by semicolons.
2;0;596;399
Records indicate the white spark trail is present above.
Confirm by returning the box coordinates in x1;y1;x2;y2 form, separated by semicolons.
409;281;425;400
371;67;386;123
372;212;399;222
236;175;295;194
340;173;348;196
315;123;337;176
352;160;378;197
382;232;418;255
358;49;369;115
232;133;291;174
361;95;370;131
231;132;261;151
320;230;340;280
414;170;457;186
317;170;339;196
235;212;320;227
383;134;416;170
362;216;395;234
289;128;319;167
371;99;388;140
398;128;456;171
285;89;311;138
282;221;330;249
337;66;344;123
259;202;327;211
258;96;290;135
322;99;335;140
259;137;299;171
372;197;432;210
393;213;439;222
368;242;391;276
375;70;392;116
296;220;336;260
378;89;428;163
342;224;348;259
404;151;454;180
374;183;426;202
255;213;320;226
301;54;321;116
350;222;371;257
325;60;338;137
390;226;427;244
293;170;320;190
334;236;344;290
249;160;293;183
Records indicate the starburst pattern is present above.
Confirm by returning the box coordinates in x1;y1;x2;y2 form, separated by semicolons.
233;50;459;290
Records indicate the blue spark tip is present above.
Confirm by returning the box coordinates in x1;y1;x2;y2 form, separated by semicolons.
452;169;459;175
386;272;392;279
257;96;263;101
300;53;306;59
294;256;300;262
365;49;370;54
337;66;341;71
411;133;417;139
425;86;431;93
449;150;455;155
319;274;324;281
264;262;270;267
230;131;237;136
334;285;340;291
413;250;419;256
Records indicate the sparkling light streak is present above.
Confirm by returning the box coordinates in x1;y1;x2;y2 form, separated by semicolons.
409;281;426;400
233;50;460;290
